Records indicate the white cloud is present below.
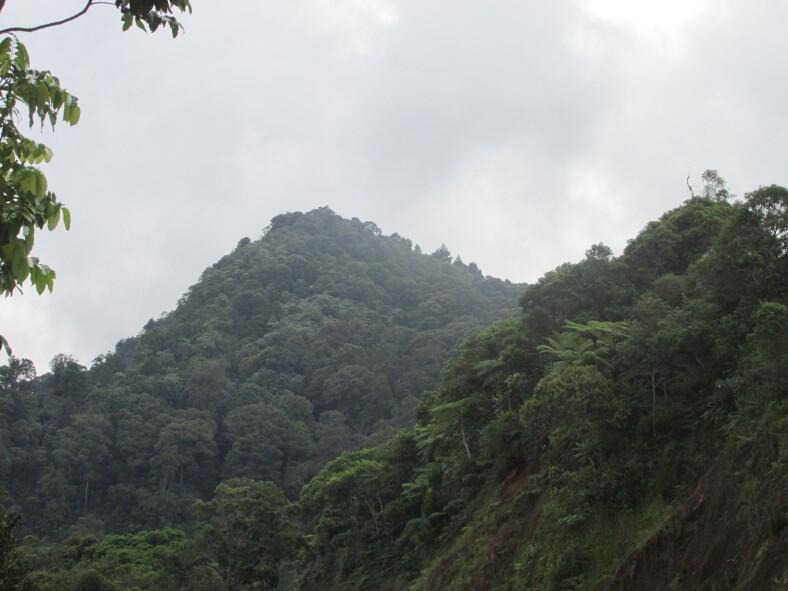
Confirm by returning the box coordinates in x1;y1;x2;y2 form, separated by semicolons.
585;0;712;41
303;0;398;56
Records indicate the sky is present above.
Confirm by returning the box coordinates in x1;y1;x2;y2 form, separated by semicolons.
0;0;786;372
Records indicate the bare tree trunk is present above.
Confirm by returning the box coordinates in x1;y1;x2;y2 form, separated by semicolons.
460;422;472;459
651;370;657;437
377;493;387;531
365;499;379;533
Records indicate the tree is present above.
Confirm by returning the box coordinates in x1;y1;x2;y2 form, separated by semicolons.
80;529;191;590
537;319;630;372
519;365;627;523
223;403;311;486
0;0;191;353
585;242;613;261
151;412;216;496
300;449;391;555
0;492;31;590
52;413;112;507
745;184;788;257
194;479;299;591
700;169;730;201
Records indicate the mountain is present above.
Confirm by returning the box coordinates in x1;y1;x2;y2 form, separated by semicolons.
0;207;522;536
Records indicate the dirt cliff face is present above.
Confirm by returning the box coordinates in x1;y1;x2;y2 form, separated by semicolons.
610;442;788;591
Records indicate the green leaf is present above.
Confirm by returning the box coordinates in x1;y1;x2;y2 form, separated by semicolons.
13;40;30;69
37;171;47;198
47;207;60;231
0;37;12;58
33;269;46;294
17;261;30;283
36;80;50;106
10;247;26;278
69;103;81;125
63;98;81;126
0;38;11;76
62;207;71;231
23;227;34;253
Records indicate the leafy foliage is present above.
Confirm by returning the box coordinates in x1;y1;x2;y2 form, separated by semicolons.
0;493;31;590
194;479;299;590
0;36;75;302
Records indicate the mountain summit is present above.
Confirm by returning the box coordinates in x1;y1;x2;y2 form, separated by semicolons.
1;207;522;534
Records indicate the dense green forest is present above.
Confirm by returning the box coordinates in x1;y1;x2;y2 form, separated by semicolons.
1;185;787;590
0;207;521;588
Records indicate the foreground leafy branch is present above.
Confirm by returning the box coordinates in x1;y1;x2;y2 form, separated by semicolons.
0;0;191;354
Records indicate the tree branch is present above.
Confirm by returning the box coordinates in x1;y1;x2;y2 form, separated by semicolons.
0;1;112;35
686;174;696;198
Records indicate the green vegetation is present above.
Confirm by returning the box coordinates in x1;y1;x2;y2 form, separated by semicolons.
1;180;786;589
0;493;30;590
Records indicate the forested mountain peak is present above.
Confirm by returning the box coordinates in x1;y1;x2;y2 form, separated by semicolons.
1;208;522;538
170;206;511;323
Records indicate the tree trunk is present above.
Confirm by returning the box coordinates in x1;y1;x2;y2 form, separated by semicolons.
460;422;472;459
651;370;657;437
377;493;387;531
279;446;291;481
366;498;379;533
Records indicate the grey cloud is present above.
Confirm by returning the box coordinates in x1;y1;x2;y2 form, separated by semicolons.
0;0;786;371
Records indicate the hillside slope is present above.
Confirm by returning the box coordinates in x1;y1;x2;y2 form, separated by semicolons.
298;187;788;591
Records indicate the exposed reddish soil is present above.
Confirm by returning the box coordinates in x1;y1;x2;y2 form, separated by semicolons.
609;444;788;591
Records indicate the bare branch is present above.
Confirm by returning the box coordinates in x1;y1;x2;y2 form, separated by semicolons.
686;175;696;198
0;1;112;35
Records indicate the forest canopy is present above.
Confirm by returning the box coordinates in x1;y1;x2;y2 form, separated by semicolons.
1;185;787;590
0;207;520;537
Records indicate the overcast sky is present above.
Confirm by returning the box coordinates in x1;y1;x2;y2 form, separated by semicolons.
1;0;786;372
